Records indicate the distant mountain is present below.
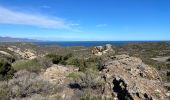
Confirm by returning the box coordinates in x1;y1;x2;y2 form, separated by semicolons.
0;37;41;42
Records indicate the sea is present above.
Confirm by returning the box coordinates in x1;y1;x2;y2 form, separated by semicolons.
33;41;170;47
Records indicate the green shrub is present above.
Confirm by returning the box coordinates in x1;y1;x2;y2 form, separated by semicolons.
36;57;53;68
86;56;101;62
80;94;102;100
55;95;62;100
67;57;103;72
85;56;104;71
85;62;99;71
5;56;15;63
0;81;9;100
47;53;103;72
46;53;62;64
0;59;15;81
79;69;104;88
46;53;73;65
70;69;104;89
12;59;42;72
63;53;73;60
45;53;103;72
66;57;80;66
77;59;87;72
67;72;82;80
166;63;170;70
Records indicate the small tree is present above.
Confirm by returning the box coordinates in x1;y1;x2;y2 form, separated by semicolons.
0;59;15;81
46;53;62;64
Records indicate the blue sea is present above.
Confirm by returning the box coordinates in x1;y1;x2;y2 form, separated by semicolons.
33;41;170;47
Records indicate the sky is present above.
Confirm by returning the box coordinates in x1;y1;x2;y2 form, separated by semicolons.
0;0;170;41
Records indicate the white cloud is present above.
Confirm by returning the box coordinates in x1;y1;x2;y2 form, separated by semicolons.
0;6;76;29
96;24;107;27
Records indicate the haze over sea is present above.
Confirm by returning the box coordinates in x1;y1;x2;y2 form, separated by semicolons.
34;41;170;47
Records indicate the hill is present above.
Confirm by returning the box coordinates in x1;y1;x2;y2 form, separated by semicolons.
0;36;41;42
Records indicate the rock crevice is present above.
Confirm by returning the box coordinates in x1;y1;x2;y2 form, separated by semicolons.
101;55;168;100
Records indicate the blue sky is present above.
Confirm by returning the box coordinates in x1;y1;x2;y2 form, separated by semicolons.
0;0;170;41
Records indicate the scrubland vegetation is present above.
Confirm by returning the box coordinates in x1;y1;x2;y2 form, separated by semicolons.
0;42;170;99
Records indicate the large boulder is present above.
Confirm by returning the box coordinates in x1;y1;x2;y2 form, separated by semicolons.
105;44;113;51
101;55;168;100
41;65;78;84
92;44;115;56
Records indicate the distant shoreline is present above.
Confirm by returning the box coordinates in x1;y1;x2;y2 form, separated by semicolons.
0;41;169;47
32;41;170;47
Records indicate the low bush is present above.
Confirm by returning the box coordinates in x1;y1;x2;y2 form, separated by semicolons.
79;69;104;89
46;53;62;64
36;57;53;68
67;72;83;80
46;53;73;65
12;57;53;73
62;53;73;60
12;59;42;72
55;95;62;100
69;69;104;89
8;70;57;99
0;81;9;100
66;57;80;66
80;94;102;100
86;56;101;62
4;56;15;63
0;59;15;81
76;59;87;72
46;53;104;72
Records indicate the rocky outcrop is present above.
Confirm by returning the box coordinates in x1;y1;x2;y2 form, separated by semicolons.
0;50;12;57
101;55;168;100
151;56;170;63
41;64;78;85
8;46;36;60
92;44;115;56
39;55;169;100
40;65;79;100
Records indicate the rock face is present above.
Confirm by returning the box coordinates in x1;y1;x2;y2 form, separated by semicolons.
8;46;36;60
101;55;168;100
92;44;115;56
